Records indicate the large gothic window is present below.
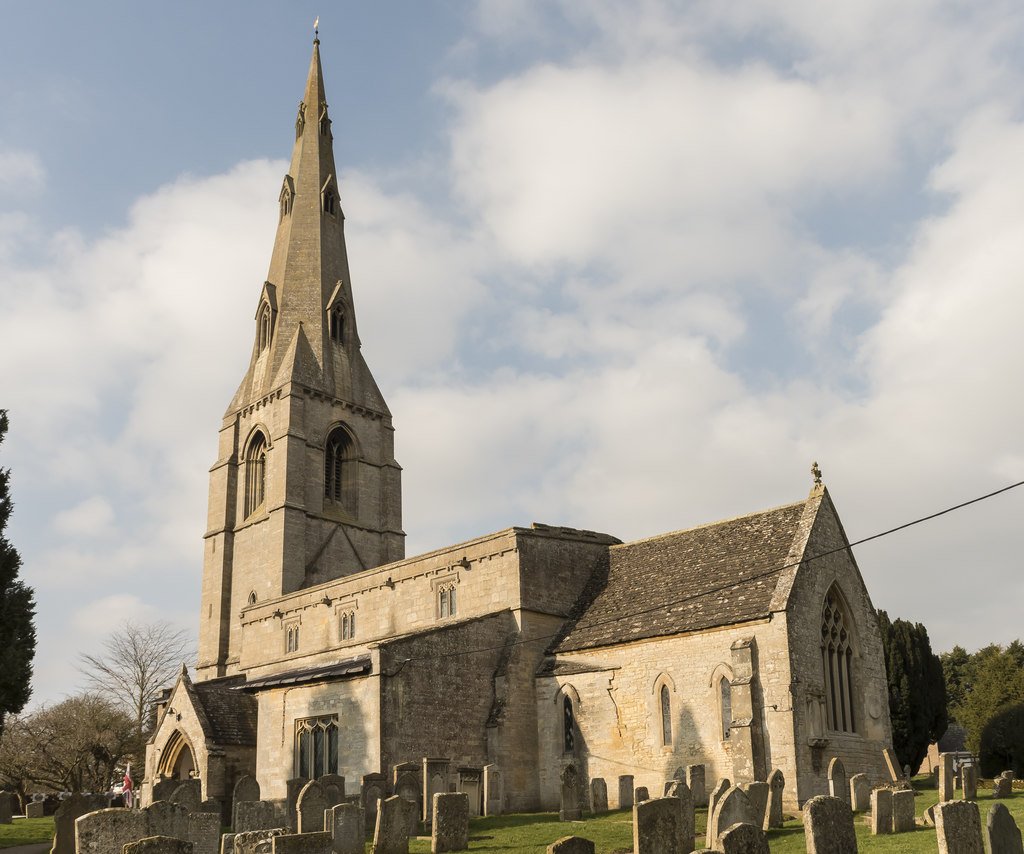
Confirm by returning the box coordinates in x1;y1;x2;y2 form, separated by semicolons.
660;684;673;746
295;715;339;779
244;432;267;517
821;587;856;733
324;427;356;512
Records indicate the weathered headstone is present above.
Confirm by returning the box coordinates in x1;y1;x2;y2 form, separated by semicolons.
986;803;1024;854
431;792;468;854
764;769;784;830
233;828;285;854
892;789;915;833
219;832;235;854
961;764;978;801
804;795;856;854
76;808;150;854
317;774;345;809
27;802;45;818
422;759;450;822
617;776;634;810
187;813;221;854
882;748;901;783
393;762;421;828
705;779;731;849
995;776;1014;798
590;779;608;814
634;786;650;804
456;768;482;819
923;804;936;826
848;774;870;813
633;796;685;854
559;765;584;821
903;764;913;782
284;779;308;832
827;757;848;806
146;801;192;844
935;799;983;854
233;802;276;834
123;837;194;854
482;765;503;817
52;793;106;854
170;781;202;814
546;836;595;854
708;786;756;850
719;822;769;854
271;832;332;854
233;776;261;807
686;765;707;808
739;782;768;829
372;796;410;854
296;781;327;834
938;753;955;803
0;792;11;825
326;803;363;854
870;788;892;835
361;773;388;833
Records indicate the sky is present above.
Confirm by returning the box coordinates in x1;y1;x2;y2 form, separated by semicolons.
2;0;1024;709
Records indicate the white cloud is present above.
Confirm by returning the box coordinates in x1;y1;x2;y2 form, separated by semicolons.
0;147;45;194
53;496;115;538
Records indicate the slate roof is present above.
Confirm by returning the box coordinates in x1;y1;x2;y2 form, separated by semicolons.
553;499;809;653
190;680;258;746
240;655;372;691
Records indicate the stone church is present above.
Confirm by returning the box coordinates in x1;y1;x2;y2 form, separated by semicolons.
143;39;894;817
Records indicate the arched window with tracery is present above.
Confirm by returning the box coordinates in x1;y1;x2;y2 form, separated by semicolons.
563;694;575;753
324;426;356;512
821;587;856;732
295;715;339;778
244;431;267;517
660;684;672;746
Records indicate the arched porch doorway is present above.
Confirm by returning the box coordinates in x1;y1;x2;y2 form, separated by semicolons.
158;730;198;781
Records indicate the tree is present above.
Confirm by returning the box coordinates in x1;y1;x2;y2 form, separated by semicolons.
877;610;948;771
955;643;1024;774
78;621;192;747
0;410;36;741
940;645;972;711
0;694;136;795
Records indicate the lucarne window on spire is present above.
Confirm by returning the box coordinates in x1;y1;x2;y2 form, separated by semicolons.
258;304;273;351
329;304;345;345
323;187;337;216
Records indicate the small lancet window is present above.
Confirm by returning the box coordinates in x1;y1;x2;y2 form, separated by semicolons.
563;695;575;753
324;427;356;511
244;432;267;517
438;583;457;619
247;591;257;606
258;305;273;351
329;304;345;345
341;610;356;641
821;587;856;733
660;684;672;746
323;187;337;216
319;106;331;137
720;676;732;740
285;624;300;654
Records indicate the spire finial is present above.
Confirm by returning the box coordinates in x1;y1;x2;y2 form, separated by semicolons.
811;461;822;486
313;16;320;43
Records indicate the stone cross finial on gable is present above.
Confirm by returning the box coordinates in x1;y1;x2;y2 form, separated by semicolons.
812;461;822;485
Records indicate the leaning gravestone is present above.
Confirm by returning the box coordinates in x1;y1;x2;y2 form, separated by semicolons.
764;769;784;830
739;782;768;829
882;748;901;783
848;774;870;812
870;788;892;835
271;832;332;854
718;822;769;854
560;765;583;821
51;793;106;854
803;795;857;854
935;800;983;854
892;789;915;833
431;792;468;854
686;765;707;808
170;781;203;814
617;776;634;810
633;796;686;854
708;786;756;850
705;779;731;849
232;828;286;854
284;779;307;832
827;757;848;806
123;837;194;854
296;781;327;834
923;804;936;826
938;753;955;802
962;764;978;801
372;796;410;854
986;803;1024;854
233;801;276;834
547;837;595;854
634;786;649;804
590;779;608;814
326;803;363;854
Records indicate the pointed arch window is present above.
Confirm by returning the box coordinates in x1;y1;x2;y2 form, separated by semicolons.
324;426;356;512
660;684;672;746
295;715;338;778
247;591;257;606
720;676;732;740
329;304;345;345
563;694;576;754
821;587;856;733
258;304;273;352
244;432;268;517
285;623;300;654
340;610;356;641
323;187;337;216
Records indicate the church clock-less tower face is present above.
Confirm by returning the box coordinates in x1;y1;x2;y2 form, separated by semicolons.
197;38;404;680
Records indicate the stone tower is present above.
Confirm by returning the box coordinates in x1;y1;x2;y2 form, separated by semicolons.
197;38;404;680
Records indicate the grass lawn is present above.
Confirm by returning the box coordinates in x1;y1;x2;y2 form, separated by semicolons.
0;816;55;849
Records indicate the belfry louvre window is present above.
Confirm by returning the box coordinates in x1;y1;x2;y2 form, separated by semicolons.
244;432;267;516
821;588;856;733
295;715;339;779
324;427;356;510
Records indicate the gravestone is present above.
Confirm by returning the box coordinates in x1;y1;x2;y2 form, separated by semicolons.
318;774;345;808
995;776;1014;798
234;802;276;834
185;813;221;854
362;773;388;833
986;803;1024;854
233;828;286;854
935;800;983;854
739;782;768;829
559;765;583;821
27;802;45;818
284;779;308;832
483;765;503;817
76;808;150;854
393;764;421;835
296;781;327;834
547;837;595;854
123;837;194;854
233;776;261;807
52;792;106;854
590;779;608;814
633;796;686;854
827;757;848;806
686;765;707;808
708;786;755;850
882;748;901;783
326;803;363;854
923;804;936;826
962;764;978;801
764;769;784;830
1002;771;1017;782
904;764;913;782
423;759;450;822
271;832;332;854
719;822;769;854
939;753;955;802
170;781;202;814
431;792;468;854
804;796;856;853
220;833;235;854
848;774;870;812
892;789;915;833
634;786;649;804
705;779;731;848
198;800;220;817
456;767;482;819
870;788;892;835
146;801;192;844
617;776;634;810
372;796;410;854
0;791;15;823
